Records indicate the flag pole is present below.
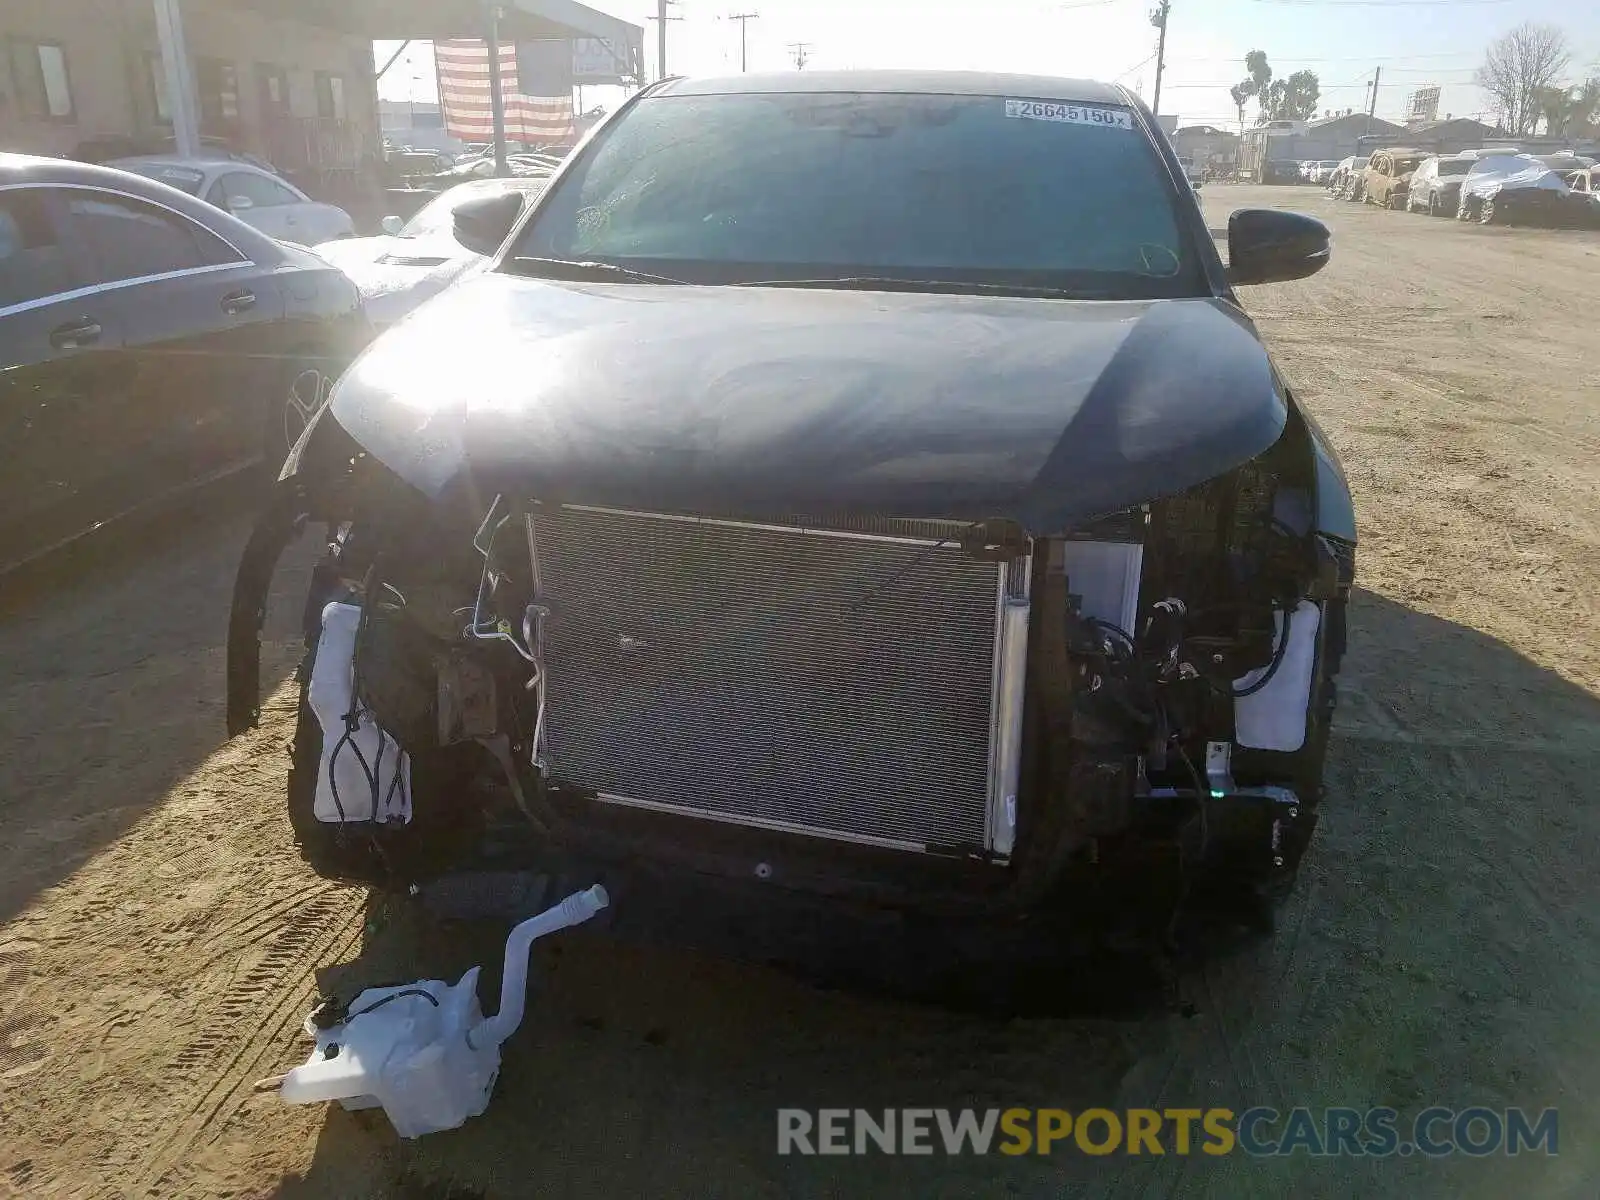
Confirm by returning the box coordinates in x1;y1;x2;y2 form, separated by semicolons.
485;1;510;175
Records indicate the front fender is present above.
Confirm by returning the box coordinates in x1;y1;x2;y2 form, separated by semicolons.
1294;404;1357;544
227;407;359;736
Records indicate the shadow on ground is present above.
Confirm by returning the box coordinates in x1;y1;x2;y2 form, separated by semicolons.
0;481;316;922
270;585;1600;1199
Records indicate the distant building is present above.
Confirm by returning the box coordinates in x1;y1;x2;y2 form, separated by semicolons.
1353;116;1498;160
1172;124;1239;173
380;96;604;156
1398;118;1499;153
1349;118;1600;160
379;100;463;155
1240;113;1405;178
0;0;639;204
0;0;380;181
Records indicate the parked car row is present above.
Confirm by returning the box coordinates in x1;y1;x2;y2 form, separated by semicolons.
313;175;549;327
0;153;368;573
1327;146;1599;228
110;155;356;244
0;150;548;575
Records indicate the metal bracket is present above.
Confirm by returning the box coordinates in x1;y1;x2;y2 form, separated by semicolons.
1204;740;1235;796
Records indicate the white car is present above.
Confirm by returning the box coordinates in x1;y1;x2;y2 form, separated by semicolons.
110;155;354;245
312;176;548;326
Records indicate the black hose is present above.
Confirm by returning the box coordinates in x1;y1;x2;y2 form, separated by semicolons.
346;987;441;1019
1231;605;1293;698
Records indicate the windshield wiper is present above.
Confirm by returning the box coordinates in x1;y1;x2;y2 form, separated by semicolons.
737;276;1107;299
507;256;691;284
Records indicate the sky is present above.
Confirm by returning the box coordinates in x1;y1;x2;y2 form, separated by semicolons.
375;0;1600;131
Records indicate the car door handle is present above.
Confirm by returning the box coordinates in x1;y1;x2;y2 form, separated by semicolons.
49;318;102;350
221;289;257;315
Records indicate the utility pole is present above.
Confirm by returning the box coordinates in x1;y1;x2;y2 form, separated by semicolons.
152;0;201;157
788;41;811;70
728;11;759;72
1149;0;1171;115
649;0;683;81
1365;66;1381;135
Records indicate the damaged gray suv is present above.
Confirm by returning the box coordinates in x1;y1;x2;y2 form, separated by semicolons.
228;71;1354;985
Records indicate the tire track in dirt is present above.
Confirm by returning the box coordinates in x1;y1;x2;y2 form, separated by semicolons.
133;891;365;1193
0;936;49;1084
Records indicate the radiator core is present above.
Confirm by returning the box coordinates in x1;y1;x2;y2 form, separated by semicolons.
527;506;1030;851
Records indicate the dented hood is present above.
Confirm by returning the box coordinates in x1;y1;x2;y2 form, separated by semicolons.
328;272;1288;531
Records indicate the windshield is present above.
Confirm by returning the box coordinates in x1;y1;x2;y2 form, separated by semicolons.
1437;160;1471;177
115;161;205;195
1468;155;1531;176
512;90;1202;297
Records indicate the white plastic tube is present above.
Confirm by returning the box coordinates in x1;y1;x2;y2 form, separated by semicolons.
473;885;610;1048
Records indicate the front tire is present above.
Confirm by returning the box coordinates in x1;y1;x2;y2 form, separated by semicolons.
1479;197;1498;225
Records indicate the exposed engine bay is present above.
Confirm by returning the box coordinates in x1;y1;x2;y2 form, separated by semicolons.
229;415;1352;943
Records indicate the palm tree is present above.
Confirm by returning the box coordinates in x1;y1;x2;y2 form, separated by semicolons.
1573;77;1600;135
1539;78;1600;137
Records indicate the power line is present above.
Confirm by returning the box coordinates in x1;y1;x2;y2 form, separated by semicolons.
1114;50;1158;81
1247;0;1510;6
1169;51;1479;61
788;41;812;70
1162;75;1474;86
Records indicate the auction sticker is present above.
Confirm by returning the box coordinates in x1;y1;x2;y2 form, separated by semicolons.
1004;99;1134;130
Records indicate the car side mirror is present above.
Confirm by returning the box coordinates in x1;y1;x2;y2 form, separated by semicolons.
1226;208;1330;286
227;195;254;212
381;214;404;236
451;192;525;256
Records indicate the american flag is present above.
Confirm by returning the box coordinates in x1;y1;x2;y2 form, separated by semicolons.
435;39;575;144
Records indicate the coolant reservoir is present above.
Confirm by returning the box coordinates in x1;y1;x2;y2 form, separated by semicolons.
280;970;497;1136
308;602;411;824
1233;600;1322;752
278;885;609;1137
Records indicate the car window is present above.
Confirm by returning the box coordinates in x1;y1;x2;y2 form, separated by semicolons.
0;190;77;308
514;90;1202;297
63;191;241;284
216;171;301;209
114;161;207;195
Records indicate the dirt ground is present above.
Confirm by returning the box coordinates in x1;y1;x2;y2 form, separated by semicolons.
2;185;1598;1199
